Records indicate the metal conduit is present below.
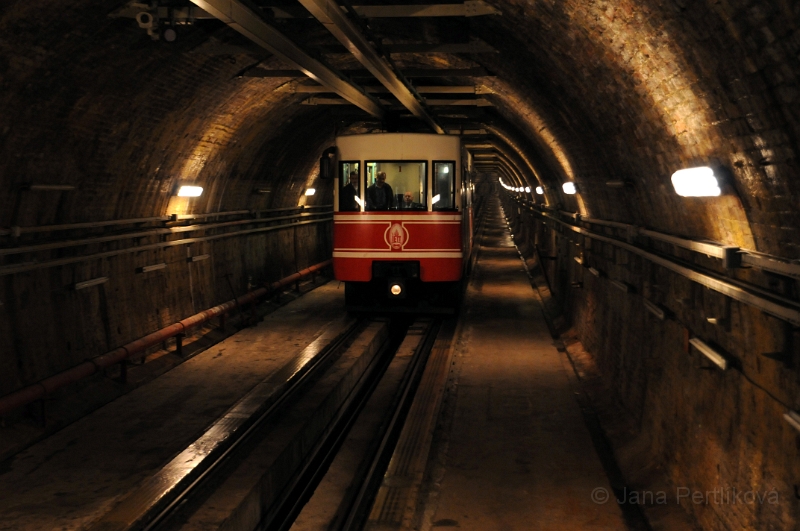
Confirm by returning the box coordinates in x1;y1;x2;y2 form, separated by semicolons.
0;260;332;417
508;196;800;327
0;217;332;276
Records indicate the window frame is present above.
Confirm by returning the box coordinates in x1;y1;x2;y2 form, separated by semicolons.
432;160;457;211
337;160;361;212
364;160;428;211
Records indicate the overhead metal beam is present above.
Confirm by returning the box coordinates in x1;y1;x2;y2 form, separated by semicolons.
294;85;477;94
301;97;492;107
297;0;445;134
244;67;491;78
268;2;501;18
316;41;498;54
189;0;385;118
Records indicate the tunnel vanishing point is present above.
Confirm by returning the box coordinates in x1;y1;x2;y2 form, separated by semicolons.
1;1;800;530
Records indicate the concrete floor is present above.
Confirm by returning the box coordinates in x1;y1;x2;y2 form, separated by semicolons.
417;200;626;530
0;282;347;531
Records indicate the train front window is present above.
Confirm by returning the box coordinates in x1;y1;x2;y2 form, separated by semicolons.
433;161;455;210
365;161;426;211
338;161;360;212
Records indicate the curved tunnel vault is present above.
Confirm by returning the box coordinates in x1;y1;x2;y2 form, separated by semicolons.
1;1;800;529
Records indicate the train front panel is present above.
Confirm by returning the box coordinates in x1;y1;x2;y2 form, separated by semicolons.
333;211;463;282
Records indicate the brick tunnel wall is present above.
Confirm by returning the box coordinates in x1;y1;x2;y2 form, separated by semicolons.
498;189;800;531
0;5;341;403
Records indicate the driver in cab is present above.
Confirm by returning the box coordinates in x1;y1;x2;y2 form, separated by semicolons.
366;171;394;211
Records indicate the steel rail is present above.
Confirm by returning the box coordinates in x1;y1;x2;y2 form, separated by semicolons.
297;0;445;134
336;319;441;531
0;217;332;276
87;315;363;531
189;0;385;117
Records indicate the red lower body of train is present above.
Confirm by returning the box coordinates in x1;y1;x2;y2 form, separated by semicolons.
333;211;470;311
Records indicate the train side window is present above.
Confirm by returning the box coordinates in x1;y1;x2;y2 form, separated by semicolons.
365;161;427;211
338;161;360;212
433;161;455;211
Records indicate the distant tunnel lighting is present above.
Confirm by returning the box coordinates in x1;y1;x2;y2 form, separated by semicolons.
562;182;577;195
535;186;544;195
671;167;721;197
525;186;531;193
177;185;203;197
305;188;316;196
432;194;441;204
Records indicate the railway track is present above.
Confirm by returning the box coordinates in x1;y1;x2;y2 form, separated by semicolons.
86;315;447;531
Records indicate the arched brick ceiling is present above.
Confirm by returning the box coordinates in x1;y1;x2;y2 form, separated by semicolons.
1;0;797;256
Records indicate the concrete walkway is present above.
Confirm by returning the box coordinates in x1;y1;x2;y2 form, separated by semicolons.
420;199;626;530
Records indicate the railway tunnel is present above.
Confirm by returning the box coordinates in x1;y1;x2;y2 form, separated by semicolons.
1;1;800;530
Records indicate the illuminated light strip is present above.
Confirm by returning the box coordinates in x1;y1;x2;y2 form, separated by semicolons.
335;247;460;252
335;221;462;226
333;251;462;259
334;214;462;221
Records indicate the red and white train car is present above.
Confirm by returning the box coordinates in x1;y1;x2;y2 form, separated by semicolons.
332;133;473;310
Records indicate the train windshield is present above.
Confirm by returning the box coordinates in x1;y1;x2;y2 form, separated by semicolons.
338;161;360;212
365;161;427;211
433;161;456;210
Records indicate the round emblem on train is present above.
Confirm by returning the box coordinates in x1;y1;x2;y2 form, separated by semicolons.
385;223;409;250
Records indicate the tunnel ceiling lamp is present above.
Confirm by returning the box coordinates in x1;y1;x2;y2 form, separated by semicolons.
535;186;544;195
177;185;203;197
305;188;316;196
562;182;577;195
671;167;721;197
525;186;531;193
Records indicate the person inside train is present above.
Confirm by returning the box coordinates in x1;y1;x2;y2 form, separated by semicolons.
401;191;422;210
366;171;394;210
340;170;359;211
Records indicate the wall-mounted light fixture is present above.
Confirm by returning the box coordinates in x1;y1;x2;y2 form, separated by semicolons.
177;185;203;197
535;186;544;195
562;182;577;195
138;263;167;274
74;277;109;290
305;188;316;196
671;167;721;197
605;180;631;188
783;411;800;433
187;254;210;262
611;280;630;293
643;299;666;320
588;267;601;277
689;337;728;370
27;184;76;191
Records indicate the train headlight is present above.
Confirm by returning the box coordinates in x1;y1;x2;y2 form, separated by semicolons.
388;278;406;298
